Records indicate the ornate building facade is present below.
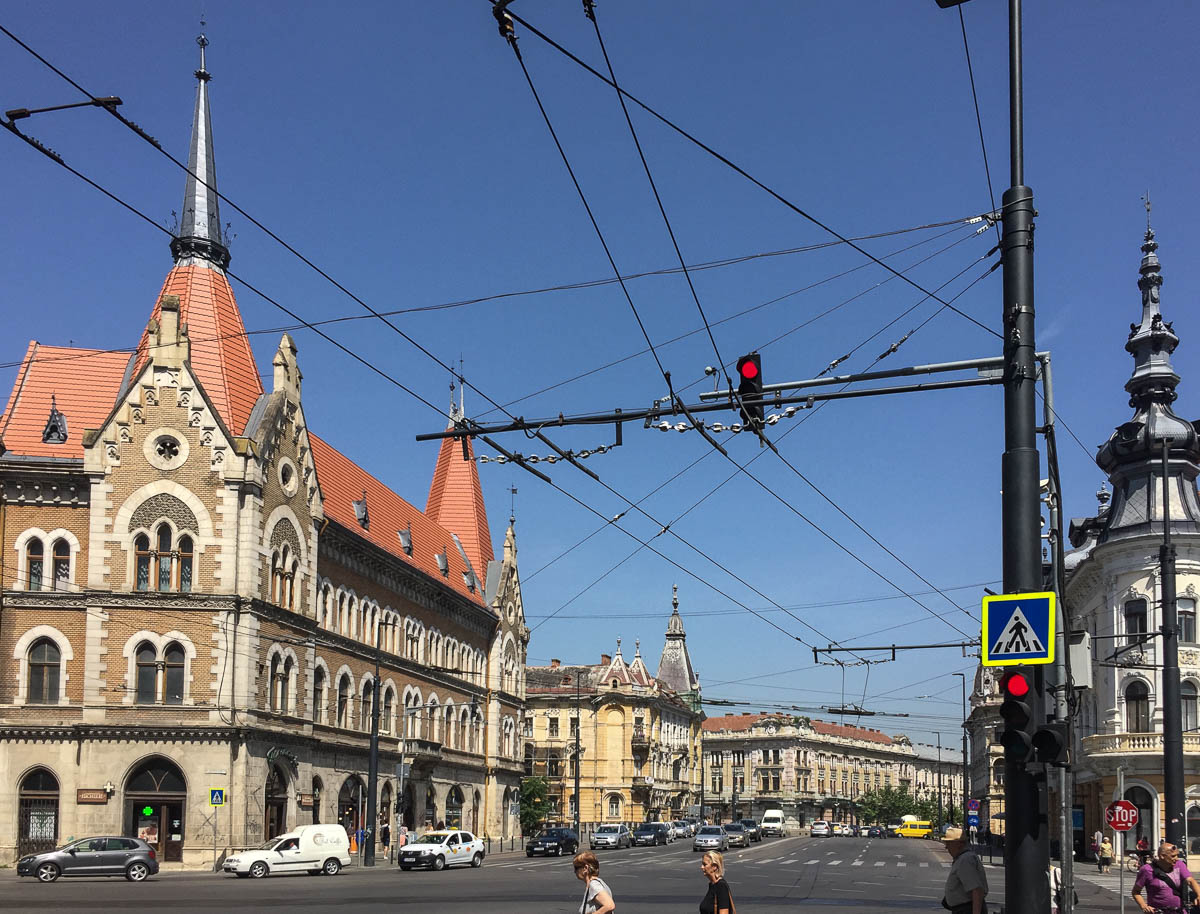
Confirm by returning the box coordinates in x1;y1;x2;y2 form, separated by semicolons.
0;37;529;866
523;592;704;827
1064;225;1200;852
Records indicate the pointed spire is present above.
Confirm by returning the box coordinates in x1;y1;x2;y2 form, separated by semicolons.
170;29;230;269
427;410;494;574
1123;218;1179;408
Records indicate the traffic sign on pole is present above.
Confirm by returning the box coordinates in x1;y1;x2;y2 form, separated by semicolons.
1105;800;1138;832
981;592;1056;666
967;798;981;813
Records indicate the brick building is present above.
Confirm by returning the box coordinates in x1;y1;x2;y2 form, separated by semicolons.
0;36;528;866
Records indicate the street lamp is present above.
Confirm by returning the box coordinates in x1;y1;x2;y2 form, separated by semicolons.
564;674;583;837
953;671;969;827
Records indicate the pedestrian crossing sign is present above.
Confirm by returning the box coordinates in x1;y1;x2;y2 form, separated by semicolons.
209;788;225;807
981;591;1056;667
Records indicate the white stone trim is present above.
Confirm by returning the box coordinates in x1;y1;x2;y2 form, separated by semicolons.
12;625;73;705
310;656;331;724
142;426;190;470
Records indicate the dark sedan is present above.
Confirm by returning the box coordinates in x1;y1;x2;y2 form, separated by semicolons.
525;828;579;857
17;836;159;883
740;819;762;842
632;823;667;846
867;826;885;839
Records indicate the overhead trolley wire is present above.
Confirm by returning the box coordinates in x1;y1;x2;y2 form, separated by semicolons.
956;5;1002;248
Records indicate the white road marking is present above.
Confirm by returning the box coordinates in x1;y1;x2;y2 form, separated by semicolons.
874;861;886;867
896;861;907;867
851;860;864;866
804;859;819;865
920;862;929;867
828;859;842;866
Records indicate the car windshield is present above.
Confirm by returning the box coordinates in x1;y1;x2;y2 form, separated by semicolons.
725;824;744;831
596;826;619;834
257;838;284;850
416;832;448;844
634;825;655;832
537;830;564;839
741;820;756;827
699;827;723;835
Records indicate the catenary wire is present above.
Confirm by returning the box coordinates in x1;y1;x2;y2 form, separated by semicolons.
957;5;1002;248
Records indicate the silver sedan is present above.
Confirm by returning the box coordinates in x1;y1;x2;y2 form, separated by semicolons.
692;825;729;852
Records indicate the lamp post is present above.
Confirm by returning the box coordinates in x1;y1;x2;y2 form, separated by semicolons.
953;672;969;825
564;674;582;837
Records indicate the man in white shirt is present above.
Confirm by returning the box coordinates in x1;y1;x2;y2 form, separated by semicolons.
942;826;989;914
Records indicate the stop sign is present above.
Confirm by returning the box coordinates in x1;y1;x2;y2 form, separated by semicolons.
1105;800;1139;832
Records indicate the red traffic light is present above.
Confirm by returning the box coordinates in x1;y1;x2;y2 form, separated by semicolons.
1001;671;1030;697
739;359;759;380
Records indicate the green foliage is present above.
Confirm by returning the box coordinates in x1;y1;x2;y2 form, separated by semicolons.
854;785;916;825
519;777;548;836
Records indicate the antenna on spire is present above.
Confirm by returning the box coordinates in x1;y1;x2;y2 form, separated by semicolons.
509;485;518;524
1142;191;1152;231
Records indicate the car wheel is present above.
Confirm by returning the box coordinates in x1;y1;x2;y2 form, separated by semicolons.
553;846;561;856
432;855;445;871
471;852;483;868
125;862;150;882
323;858;341;875
36;862;60;883
248;861;269;879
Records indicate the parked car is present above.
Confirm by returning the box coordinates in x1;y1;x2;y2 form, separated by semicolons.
674;820;694;838
590;825;631;850
525;827;578;857
693;825;729;852
760;809;785;837
867;826;885;839
17;836;159;883
723;823;749;848
810;821;831;837
400;830;486;870
632;823;666;847
739;819;762;842
895;820;934;839
223;824;350;878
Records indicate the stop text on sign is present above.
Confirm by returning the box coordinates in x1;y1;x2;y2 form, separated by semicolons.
1105;800;1138;832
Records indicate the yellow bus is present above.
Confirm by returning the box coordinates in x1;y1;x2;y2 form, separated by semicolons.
895;820;933;839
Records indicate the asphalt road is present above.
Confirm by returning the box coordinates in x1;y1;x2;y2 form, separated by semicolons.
2;834;1124;912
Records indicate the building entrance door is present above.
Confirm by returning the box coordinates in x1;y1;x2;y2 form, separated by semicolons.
124;758;187;862
265;766;288;839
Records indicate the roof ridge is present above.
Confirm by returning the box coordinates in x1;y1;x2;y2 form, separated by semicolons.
0;341;38;441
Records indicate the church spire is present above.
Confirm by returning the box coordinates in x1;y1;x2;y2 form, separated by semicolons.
170;29;230;269
657;585;699;697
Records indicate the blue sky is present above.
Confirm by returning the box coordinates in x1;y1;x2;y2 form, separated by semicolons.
2;1;1197;745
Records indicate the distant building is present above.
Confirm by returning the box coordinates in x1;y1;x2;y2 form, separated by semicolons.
523;590;704;827
965;667;1006;835
1063;225;1200;852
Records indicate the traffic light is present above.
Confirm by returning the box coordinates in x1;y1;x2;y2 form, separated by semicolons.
736;353;764;427
998;670;1034;763
1032;722;1068;766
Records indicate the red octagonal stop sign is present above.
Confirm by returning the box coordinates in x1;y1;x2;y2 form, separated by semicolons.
1105;800;1139;832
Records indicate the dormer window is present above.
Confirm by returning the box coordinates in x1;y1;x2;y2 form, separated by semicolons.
352;491;370;529
42;395;68;444
435;552;449;577
398;525;413;556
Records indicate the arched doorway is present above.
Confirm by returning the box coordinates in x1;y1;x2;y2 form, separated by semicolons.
312;776;323;825
380;783;393;839
265;765;289;839
1187;804;1200;856
125;758;187;862
339;776;365;836
402;784;416;830
18;768;59;857
425;786;437;828
446;786;464;829
1125;785;1156;846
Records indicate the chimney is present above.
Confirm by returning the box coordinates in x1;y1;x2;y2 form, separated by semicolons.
550;659;560;670
601;653;611;666
151;294;189;369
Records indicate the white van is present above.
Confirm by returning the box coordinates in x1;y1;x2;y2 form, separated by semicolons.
760;809;786;837
222;824;351;878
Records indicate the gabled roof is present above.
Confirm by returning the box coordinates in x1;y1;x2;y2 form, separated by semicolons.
310;433;487;605
130;265;263;435
426;419;493;578
701;712;894;746
809;719;894;745
0;342;129;459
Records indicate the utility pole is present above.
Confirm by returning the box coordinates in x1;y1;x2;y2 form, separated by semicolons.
1160;439;1185;849
936;734;944;826
953;672;969;827
568;674;582;837
364;644;381;866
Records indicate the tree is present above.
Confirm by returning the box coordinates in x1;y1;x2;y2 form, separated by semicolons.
519;777;548;836
855;786;916;825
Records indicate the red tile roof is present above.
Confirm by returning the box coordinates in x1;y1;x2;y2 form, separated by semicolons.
809;719;894;745
701;712;893;745
132;265;263;435
0;342;129;459
425;423;494;576
310;433;488;605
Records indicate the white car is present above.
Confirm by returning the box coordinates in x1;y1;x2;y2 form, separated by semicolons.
223;824;350;878
810;821;831;837
398;830;485;871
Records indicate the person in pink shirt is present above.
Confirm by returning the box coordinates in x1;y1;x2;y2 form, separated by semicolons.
1132;842;1199;913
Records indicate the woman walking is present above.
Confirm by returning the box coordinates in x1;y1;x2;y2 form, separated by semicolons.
700;851;735;914
573;851;615;914
1098;836;1114;874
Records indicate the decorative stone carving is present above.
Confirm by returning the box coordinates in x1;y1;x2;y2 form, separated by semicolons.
269;518;301;556
189;411;202;427
129;493;198;534
131;407;143;424
179;389;191;407
144;388;158;406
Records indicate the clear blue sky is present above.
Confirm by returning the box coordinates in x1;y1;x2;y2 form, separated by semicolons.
2;1;1197;744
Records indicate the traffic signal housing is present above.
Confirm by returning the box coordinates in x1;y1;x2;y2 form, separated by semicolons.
998;670;1034;763
736;353;764;427
1032;722;1068;766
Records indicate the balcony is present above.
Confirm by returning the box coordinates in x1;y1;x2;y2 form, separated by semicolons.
1081;732;1200;756
631;776;654;790
404;737;443;767
631;728;650;751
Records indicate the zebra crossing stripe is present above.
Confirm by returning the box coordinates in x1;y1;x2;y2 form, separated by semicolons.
851;860;864;866
804;859;819;865
896;862;906;867
828;860;842;866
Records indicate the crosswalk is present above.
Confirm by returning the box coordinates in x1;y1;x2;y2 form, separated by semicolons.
490;855;951;872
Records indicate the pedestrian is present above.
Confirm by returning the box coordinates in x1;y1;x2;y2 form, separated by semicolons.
940;826;988;914
1132;841;1200;914
1094;829;1104;861
380;819;391;863
699;851;736;914
1099;836;1114;874
573;851;615;914
398;825;408;849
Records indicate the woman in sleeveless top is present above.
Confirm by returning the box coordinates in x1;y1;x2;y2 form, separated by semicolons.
700;851;734;914
574;851;615;914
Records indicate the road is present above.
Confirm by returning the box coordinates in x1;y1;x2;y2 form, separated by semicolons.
3;834;1124;912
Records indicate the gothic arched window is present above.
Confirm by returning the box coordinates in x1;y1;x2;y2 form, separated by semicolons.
178;536;193;593
27;639;61;704
1125;680;1151;733
135;642;157;703
26;538;44;591
164;643;185;705
51;539;70;591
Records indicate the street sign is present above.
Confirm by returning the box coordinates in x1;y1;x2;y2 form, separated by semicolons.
966;798;981;813
509;802;520;816
1105;800;1138;832
981;592;1056;666
967;813;981;828
209;788;225;807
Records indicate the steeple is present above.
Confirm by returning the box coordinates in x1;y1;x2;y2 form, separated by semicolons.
1092;219;1200;540
657;585;699;697
169;29;230;269
427;411;494;576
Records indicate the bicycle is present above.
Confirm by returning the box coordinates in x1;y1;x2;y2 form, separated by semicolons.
1125;849;1152;873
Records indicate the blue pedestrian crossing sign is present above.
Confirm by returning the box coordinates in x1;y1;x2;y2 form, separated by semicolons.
209;788;225;807
981;592;1056;667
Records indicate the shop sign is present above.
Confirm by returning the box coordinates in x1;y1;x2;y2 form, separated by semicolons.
299;793;314;807
76;788;109;804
